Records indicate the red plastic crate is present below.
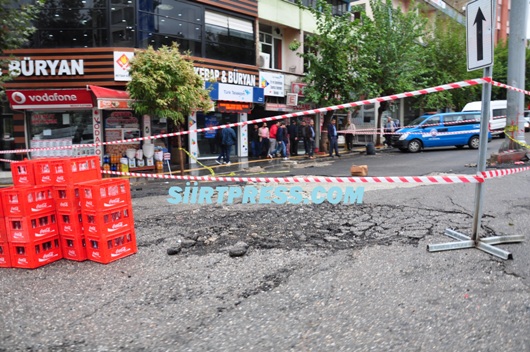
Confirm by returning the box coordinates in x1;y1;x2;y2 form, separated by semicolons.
85;229;137;264
6;211;58;243
60;234;87;261
52;185;81;211
77;179;131;211
32;159;55;185
1;185;55;216
9;235;62;269
82;205;134;237
0;217;6;242
0;241;11;268
0;189;4;218
11;160;35;187
57;210;83;236
49;156;101;185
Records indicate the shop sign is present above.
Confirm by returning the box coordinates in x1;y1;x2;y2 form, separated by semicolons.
291;82;307;97
31;113;58;125
6;89;93;109
259;72;285;97
114;51;134;82
1;58;83;77
207;82;264;103
93;109;103;157
194;66;256;87
97;99;131;110
217;102;252;113
265;103;289;112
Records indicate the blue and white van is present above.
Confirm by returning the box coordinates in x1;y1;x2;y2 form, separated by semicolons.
391;111;491;153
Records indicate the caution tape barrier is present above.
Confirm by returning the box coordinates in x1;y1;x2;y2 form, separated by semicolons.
0;77;489;156
100;169;484;184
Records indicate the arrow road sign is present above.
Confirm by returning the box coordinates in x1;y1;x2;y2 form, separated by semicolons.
466;0;493;71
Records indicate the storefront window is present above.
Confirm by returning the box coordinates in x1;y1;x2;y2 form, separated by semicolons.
103;110;140;157
28;110;94;158
196;112;237;158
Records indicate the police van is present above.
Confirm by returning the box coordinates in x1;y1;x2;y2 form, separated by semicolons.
391;111;491;153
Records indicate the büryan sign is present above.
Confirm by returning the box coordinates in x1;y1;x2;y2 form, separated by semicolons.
6;89;93;109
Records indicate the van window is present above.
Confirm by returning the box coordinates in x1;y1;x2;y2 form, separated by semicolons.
426;116;440;126
492;109;506;119
460;114;480;125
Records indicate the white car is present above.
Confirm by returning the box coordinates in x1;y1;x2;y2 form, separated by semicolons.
524;110;530;132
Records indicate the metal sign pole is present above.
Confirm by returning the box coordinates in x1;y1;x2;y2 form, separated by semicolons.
427;0;523;259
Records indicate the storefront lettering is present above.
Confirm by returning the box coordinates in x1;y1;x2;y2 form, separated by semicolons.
194;67;256;87
4;58;84;77
93;114;102;156
32;114;57;125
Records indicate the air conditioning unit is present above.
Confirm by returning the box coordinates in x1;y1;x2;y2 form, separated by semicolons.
258;52;270;69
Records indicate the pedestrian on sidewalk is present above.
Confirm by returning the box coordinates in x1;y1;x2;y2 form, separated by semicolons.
301;120;309;156
287;119;299;156
383;116;397;148
268;121;279;158
327;118;340;158
220;126;236;165
344;118;356;151
308;119;316;159
258;122;269;158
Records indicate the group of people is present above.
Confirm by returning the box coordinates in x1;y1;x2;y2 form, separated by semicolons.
249;119;318;160
216;117;363;165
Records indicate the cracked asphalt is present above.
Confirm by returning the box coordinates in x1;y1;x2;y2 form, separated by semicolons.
0;167;529;351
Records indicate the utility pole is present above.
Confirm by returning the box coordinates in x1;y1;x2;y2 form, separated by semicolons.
502;0;529;150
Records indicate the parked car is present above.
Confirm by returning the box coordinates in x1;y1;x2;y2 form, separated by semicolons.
524;110;530;132
391;111;491;153
461;100;507;137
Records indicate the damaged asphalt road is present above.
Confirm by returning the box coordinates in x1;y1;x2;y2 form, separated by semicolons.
1;173;529;351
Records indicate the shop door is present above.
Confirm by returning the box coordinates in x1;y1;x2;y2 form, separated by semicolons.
196;112;238;158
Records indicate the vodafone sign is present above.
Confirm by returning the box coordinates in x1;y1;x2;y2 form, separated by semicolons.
6;89;93;109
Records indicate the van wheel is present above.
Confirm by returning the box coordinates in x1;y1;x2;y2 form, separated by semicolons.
407;139;422;153
468;136;480;149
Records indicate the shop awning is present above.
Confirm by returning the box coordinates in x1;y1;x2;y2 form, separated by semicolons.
88;85;132;109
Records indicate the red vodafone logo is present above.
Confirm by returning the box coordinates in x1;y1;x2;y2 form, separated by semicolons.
11;92;26;104
6;89;93;109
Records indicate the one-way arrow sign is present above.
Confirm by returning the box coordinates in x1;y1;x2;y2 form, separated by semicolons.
466;0;493;71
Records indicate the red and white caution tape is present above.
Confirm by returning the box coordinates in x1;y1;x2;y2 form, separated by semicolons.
102;170;484;184
481;166;530;179
0;77;489;156
491;81;530;96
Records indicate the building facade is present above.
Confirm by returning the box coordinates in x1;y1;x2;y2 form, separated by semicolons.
1;0;268;169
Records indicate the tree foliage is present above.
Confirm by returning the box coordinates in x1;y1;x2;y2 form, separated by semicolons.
419;15;480;111
293;0;428;144
126;43;213;125
0;0;43;86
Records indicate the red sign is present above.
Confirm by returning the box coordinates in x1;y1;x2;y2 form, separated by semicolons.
291;83;307;97
6;89;93;109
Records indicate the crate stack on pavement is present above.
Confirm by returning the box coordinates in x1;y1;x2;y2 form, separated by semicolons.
0;156;137;269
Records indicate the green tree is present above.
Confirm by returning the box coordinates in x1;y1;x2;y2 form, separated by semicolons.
294;0;428;146
127;43;213;174
356;0;428;144
0;0;43;88
290;0;367;149
419;15;481;111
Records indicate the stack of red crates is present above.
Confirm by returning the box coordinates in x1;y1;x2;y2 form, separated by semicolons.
76;179;137;264
1;156;115;269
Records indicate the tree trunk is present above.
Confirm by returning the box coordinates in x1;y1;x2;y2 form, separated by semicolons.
177;123;184;176
319;110;335;152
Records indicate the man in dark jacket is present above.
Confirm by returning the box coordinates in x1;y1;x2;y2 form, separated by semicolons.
327;118;340;158
216;127;236;165
287;119;299;156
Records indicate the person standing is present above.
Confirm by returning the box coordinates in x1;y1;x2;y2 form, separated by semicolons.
215;128;225;164
308;119;316;159
327;118;340;158
250;124;260;157
344;118;356;151
221;126;237;165
383;116;396;148
268;121;279;158
258;122;269;158
300;120;309;156
287;119;299;156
